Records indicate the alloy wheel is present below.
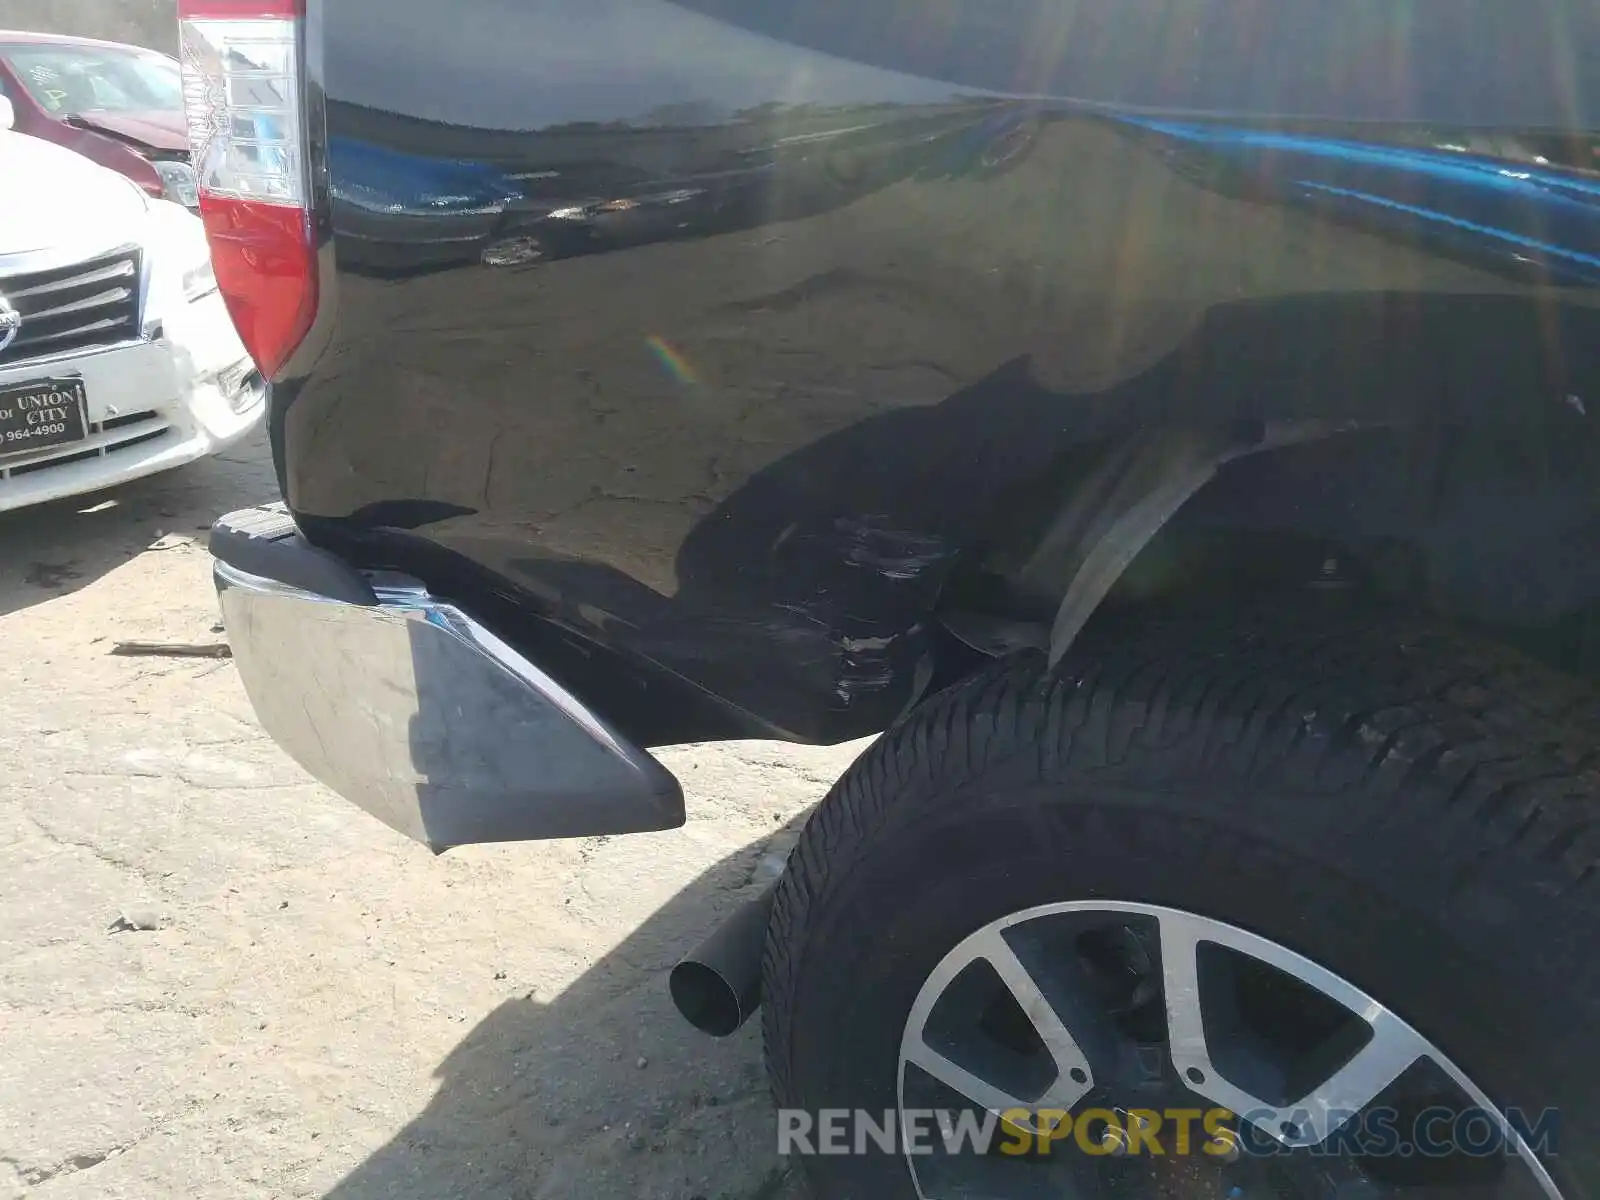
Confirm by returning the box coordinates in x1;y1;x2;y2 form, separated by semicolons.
897;901;1562;1200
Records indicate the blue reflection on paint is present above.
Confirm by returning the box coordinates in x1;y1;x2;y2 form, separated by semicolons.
1117;117;1600;285
328;135;524;216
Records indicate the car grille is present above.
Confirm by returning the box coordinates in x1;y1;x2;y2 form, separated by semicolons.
0;246;143;367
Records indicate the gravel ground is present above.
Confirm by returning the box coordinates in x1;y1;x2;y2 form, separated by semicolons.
0;429;849;1199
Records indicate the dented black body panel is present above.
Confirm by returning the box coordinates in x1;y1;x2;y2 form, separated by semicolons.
277;0;1600;744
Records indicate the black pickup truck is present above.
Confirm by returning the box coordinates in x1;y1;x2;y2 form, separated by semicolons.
179;0;1598;1195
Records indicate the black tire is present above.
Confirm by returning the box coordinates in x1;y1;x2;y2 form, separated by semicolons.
761;610;1600;1199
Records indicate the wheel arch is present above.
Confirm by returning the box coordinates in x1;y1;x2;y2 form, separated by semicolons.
934;416;1600;677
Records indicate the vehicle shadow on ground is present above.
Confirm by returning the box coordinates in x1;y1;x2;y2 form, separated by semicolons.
0;432;274;619
322;820;814;1200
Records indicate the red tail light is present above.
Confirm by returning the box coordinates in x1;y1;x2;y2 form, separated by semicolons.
177;0;317;378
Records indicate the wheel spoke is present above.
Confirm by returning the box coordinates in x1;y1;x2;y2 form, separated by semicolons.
970;928;1096;1108
1158;909;1427;1147
903;1039;1041;1120
901;926;1095;1127
1294;1013;1432;1139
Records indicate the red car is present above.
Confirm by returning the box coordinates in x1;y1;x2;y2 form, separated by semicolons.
0;29;196;208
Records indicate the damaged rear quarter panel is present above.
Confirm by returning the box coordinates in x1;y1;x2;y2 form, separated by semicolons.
285;0;1600;744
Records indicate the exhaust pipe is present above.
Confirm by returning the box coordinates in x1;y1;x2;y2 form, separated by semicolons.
670;884;777;1037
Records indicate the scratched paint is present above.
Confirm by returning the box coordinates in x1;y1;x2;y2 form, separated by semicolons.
834;516;949;581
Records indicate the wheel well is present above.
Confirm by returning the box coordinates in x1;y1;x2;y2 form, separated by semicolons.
936;421;1600;681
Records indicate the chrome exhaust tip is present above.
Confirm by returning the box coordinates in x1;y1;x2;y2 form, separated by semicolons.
669;884;777;1037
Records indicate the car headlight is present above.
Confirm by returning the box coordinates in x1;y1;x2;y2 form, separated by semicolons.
154;159;200;209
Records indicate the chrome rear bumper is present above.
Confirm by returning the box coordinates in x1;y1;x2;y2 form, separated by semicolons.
211;506;683;850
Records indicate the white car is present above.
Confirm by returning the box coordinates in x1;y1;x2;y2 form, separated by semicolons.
0;95;263;513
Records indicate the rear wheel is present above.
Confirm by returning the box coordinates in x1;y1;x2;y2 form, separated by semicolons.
762;613;1600;1199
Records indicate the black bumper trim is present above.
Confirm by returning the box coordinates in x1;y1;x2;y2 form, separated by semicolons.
211;502;378;607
